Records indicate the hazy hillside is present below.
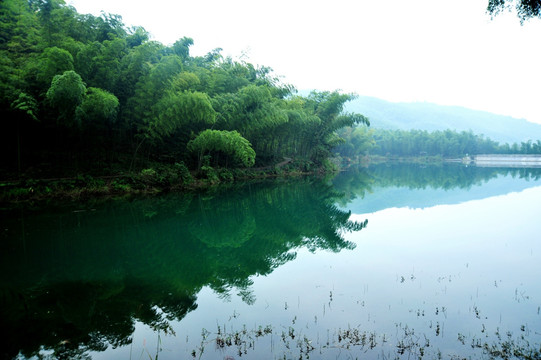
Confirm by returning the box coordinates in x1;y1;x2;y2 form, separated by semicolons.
344;96;541;144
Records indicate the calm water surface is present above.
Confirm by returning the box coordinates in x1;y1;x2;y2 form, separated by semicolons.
2;164;540;359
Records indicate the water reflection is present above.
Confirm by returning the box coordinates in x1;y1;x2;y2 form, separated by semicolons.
0;179;366;359
2;164;540;360
334;163;541;211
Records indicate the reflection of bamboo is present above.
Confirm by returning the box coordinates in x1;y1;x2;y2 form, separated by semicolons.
20;208;27;265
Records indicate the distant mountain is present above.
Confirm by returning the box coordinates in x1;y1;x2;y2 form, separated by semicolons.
344;96;541;144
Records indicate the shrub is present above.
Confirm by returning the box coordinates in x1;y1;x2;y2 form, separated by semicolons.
140;168;159;185
174;162;194;185
200;165;219;183
218;169;234;182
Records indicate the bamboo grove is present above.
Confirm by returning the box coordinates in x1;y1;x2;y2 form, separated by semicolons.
335;128;541;159
0;0;369;179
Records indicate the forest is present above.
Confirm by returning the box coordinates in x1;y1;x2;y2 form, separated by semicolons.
0;0;368;186
335;127;541;159
3;0;540;201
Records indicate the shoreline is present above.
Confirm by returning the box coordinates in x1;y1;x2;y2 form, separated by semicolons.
0;162;319;204
4;154;538;204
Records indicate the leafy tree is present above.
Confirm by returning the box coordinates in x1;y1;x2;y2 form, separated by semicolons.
212;84;288;160
129;90;216;169
75;87;119;129
93;12;127;42
335;126;375;158
115;40;162;105
11;91;38;122
358;128;537;158
205;57;258;95
91;38;128;92
171;36;193;61
125;26;149;48
46;70;86;126
0;52;21;107
126;54;183;132
187;129;256;168
487;0;541;22
9;92;39;173
36;46;74;87
170;71;201;92
303;91;370;164
0;0;41;57
149;90;216;140
0;0;374;177
74;41;102;83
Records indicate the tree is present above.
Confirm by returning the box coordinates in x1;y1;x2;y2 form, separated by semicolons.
487;0;541;22
10;92;39;173
46;70;86;126
0;0;41;57
129;90;216;170
75;87;119;129
126;54;183;133
125;26;149;48
187;129;256;168
1;0;378;177
335;126;375;158
149;90;216;141
171;36;193;61
303;91;370;165
36;46;74;87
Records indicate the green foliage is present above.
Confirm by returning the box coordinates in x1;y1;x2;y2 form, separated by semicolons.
334;126;375;158
140;168;159;184
0;0;40;56
11;92;39;121
188;129;256;168
126;26;149;48
359;129;540;158
76;87;119;128
126;54;184;133
137;163;195;188
0;53;21;107
200;161;219;183
171;72;201;92
174;162;194;185
75;38;128;92
344;96;541;146
46;70;86;126
149;90;216;140
218;168;234;182
0;0;369;178
171;36;193;60
37;47;74;86
111;179;132;192
301;91;369;164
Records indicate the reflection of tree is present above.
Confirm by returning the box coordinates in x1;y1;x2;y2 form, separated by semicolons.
0;178;367;359
332;165;376;207
2;279;196;360
333;163;541;204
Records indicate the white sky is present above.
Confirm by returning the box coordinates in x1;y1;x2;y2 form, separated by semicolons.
68;0;541;125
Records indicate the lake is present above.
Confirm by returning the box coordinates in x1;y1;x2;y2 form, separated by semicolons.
2;163;540;360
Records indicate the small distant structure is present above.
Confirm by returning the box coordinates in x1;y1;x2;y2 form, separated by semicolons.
473;154;541;167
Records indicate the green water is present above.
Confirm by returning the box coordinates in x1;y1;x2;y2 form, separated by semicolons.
2;164;540;359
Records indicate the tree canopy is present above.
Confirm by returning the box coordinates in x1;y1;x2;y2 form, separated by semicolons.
187;129;256;168
0;0;368;179
335;128;541;159
487;0;541;22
